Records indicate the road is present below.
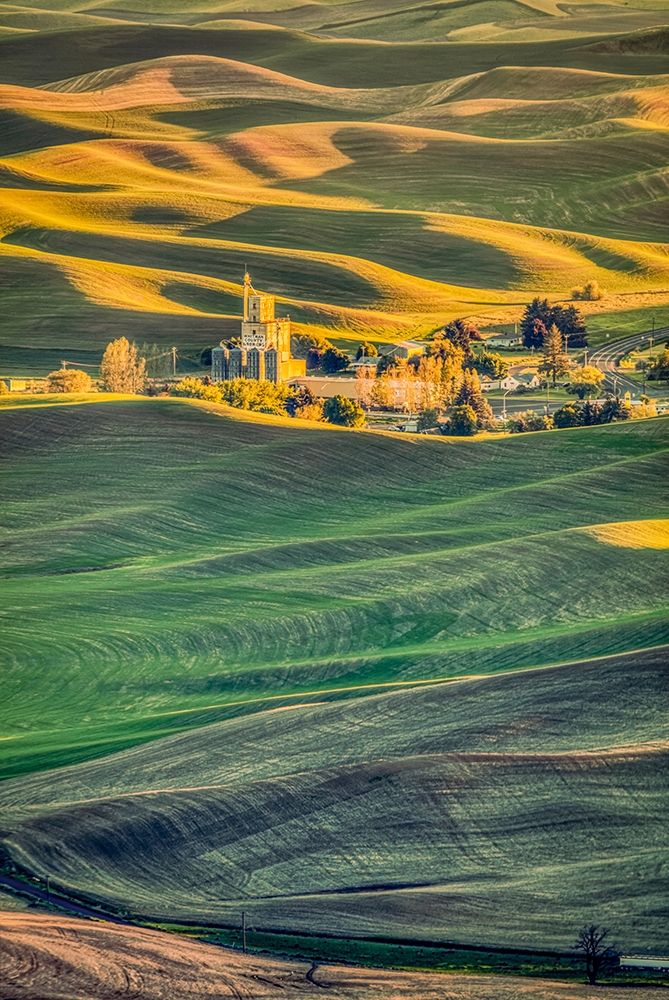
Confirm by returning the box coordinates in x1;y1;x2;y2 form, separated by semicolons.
0;872;130;925
588;326;668;395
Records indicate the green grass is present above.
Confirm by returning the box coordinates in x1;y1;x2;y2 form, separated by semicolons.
151;923;669;987
1;396;668;778
1;622;666;951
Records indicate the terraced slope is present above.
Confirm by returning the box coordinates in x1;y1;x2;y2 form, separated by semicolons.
0;5;668;371
1;646;666;950
3;914;663;1000
1;396;668;780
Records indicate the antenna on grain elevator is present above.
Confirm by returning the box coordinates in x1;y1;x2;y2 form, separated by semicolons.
243;266;252;322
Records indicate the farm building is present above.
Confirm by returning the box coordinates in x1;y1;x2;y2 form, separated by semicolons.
487;334;523;348
1;377;39;392
380;340;425;361
211;272;306;385
497;373;541;391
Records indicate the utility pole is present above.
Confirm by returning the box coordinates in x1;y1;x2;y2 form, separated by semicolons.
242;911;247;953
171;346;177;377
502;388;511;422
45;874;50;906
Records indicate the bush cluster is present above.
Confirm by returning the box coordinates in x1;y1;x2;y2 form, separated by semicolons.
170;378;365;427
506;398;653;433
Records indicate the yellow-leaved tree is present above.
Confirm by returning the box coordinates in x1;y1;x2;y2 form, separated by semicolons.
100;337;147;393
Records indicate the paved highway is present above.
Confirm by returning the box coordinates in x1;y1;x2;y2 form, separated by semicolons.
0;872;129;924
588;326;668;396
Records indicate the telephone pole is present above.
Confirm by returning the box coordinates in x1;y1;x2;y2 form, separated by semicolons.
171;346;177;377
242;911;247;953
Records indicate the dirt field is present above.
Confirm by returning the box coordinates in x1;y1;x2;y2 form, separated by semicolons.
0;912;664;1000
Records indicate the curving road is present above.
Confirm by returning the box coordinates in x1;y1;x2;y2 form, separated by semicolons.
588;326;668;396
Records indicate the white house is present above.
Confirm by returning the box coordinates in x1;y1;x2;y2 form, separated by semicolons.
497;372;541;391
515;372;541;389
486;335;523;349
499;375;521;390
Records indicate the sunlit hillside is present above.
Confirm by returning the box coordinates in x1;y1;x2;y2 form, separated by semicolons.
0;2;668;372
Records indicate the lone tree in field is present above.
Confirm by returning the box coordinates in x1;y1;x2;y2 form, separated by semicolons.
47;368;93;393
575;924;618;985
100;337;146;393
539;324;569;386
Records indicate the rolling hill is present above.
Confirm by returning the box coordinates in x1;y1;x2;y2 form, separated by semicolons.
1;396;668;779
0;3;668;373
0;636;666;950
1;4;668;986
0;396;667;955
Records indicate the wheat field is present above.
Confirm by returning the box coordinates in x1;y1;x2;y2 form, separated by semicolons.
1;1;668;372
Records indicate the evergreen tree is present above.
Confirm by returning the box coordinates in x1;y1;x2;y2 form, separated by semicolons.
539;324;569;386
581;400;602;425
521;298;552;348
285;384;317;416
552;304;588;347
647;348;669;384
439;319;482;358
444;404;478;436
520;299;588;349
100;337;146;393
553;403;583;428
455;368;494;428
599;397;632;423
321;347;350;374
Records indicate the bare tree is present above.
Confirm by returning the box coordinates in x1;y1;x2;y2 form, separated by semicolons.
575;924;618;985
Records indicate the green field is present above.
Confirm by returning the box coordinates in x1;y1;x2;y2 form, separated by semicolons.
2;3;669;986
0;404;666;950
2;396;668;778
0;2;668;374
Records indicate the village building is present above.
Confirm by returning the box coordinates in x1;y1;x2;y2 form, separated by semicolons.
487;334;523;349
481;372;541;392
211;272;306;384
381;339;425;361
